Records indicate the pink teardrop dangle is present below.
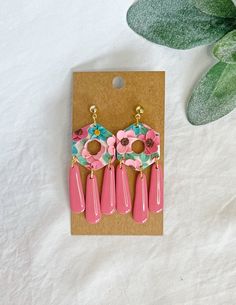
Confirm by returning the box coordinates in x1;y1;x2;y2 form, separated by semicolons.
149;163;163;213
69;162;85;213
116;163;131;214
133;172;149;223
101;164;116;215
85;172;101;224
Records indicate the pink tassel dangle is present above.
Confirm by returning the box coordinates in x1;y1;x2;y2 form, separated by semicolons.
85;170;101;224
116;162;131;214
149;162;163;213
101;164;116;215
69;158;85;213
133;171;149;223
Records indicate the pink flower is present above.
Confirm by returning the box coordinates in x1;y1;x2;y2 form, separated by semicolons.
116;130;136;154
81;140;105;169
139;129;160;155
125;159;142;170
89;160;103;170
72;126;88;141
107;135;116;156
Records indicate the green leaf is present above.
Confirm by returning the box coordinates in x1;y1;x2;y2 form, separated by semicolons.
192;0;236;18
127;0;236;49
187;62;236;125
212;30;236;64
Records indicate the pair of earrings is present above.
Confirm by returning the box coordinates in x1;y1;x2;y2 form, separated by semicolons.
69;105;163;224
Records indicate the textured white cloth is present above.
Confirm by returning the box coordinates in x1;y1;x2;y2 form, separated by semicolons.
0;1;236;304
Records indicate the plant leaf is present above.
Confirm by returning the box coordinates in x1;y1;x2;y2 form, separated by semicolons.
127;0;236;49
187;62;236;125
192;0;236;18
212;30;236;64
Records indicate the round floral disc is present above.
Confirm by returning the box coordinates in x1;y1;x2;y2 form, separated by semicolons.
72;123;116;170
116;123;160;170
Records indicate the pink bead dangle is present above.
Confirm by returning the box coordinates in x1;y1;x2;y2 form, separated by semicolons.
101;162;116;215
70;105;116;224
86;169;101;224
116;160;132;214
149;160;163;213
69;156;85;214
133;169;148;223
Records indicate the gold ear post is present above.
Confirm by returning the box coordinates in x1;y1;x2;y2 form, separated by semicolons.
135;105;144;125
90;105;97;125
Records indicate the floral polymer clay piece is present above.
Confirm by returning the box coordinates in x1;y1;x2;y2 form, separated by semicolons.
73;124;115;170
116;106;163;224
117;122;160;170
69;105;116;224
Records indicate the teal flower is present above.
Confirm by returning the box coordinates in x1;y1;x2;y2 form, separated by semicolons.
88;124;110;141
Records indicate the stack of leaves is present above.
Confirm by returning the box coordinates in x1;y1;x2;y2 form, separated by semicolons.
127;0;236;125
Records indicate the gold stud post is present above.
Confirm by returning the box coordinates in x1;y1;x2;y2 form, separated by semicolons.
135;105;144;126
90;105;97;125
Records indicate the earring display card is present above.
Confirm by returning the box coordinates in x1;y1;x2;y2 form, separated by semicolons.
71;72;165;235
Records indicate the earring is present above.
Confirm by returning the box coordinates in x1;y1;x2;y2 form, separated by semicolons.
116;106;163;223
70;105;116;224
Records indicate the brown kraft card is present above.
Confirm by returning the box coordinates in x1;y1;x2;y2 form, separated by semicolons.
71;71;164;235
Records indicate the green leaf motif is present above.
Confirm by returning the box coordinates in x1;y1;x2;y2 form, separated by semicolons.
140;153;149;163
192;0;236;18
80;138;87;146
128;123;148;135
151;152;159;159
139;125;148;135
77;155;88;166
213;30;236;64
127;0;236;49
104;130;112;139
103;152;111;163
142;162;148;169
125;153;136;160
187;62;236;125
117;153;123;161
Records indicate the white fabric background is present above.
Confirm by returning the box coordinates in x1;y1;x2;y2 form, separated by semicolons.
0;1;236;304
